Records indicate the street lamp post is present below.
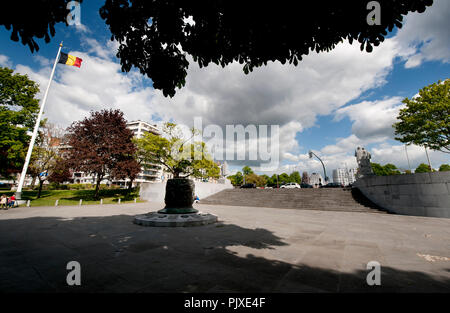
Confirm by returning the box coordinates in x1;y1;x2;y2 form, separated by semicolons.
309;150;329;183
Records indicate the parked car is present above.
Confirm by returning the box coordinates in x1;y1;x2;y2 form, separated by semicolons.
280;182;301;189
320;182;343;188
240;183;256;189
300;183;313;188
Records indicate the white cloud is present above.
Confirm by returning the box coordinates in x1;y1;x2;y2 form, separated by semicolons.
394;0;450;68
371;143;449;171
0;54;11;67
335;97;405;141
149;39;398;129
11;48;157;127
74;23;91;34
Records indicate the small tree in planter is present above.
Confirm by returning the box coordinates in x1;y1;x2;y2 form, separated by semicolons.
138;122;220;214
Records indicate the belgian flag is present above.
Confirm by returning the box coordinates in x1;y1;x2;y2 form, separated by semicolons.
58;52;82;68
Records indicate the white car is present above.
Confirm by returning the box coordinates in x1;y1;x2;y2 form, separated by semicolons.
280;182;301;189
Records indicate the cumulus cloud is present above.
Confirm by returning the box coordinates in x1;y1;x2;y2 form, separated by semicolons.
8;41;157;127
371;143;448;171
394;0;450;68
0;54;11;67
149;39;398;129
335;97;405;141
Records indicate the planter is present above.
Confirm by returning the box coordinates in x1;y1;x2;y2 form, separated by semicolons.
158;178;198;214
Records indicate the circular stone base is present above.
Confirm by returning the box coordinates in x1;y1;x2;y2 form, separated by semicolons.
133;211;218;227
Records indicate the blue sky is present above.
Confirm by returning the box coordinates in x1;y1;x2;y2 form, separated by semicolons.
1;1;449;176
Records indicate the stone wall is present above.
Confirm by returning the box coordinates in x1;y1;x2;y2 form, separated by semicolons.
353;172;450;218
140;179;233;204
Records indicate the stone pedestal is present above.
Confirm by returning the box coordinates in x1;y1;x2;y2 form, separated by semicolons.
133;212;217;227
158;178;198;214
134;178;218;227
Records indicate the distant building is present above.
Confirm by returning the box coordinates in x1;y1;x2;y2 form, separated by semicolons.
332;168;358;186
121;120;163;186
348;168;357;184
127;120;160;138
309;173;323;187
333;168;348;186
301;172;310;184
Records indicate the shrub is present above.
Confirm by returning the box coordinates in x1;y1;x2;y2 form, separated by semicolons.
439;164;450;172
415;163;431;173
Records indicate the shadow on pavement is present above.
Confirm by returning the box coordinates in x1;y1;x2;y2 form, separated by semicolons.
0;214;448;293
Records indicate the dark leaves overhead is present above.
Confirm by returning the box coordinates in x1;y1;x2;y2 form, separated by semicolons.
0;0;82;52
1;1;433;97
99;0;433;97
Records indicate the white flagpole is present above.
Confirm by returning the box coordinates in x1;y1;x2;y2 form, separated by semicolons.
15;42;63;200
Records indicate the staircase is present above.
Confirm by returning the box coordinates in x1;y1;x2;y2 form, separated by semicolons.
201;188;389;214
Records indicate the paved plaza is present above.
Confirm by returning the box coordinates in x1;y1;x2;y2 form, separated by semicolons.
0;202;449;292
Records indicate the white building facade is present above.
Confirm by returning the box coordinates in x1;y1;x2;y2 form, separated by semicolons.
121;120;164;186
332;168;358;186
309;173;324;187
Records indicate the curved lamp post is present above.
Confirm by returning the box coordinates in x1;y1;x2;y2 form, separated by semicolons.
309;150;329;183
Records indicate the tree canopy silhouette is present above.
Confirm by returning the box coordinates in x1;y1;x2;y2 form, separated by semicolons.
1;0;433;97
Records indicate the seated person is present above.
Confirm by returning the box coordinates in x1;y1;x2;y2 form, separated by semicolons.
7;195;16;208
0;195;7;209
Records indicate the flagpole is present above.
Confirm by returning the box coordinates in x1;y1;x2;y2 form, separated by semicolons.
15;42;63;200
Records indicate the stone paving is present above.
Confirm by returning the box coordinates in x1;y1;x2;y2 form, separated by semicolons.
0;202;449;292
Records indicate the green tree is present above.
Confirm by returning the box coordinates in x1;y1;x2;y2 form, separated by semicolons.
394;80;450;153
245;173;267;187
439;164;450;172
28;122;60;198
290;171;302;184
242;166;254;176
415;163;431;173
278;173;291;185
265;174;279;187
0;67;40;178
228;171;243;186
139;122;219;180
371;163;401;176
383;164;401;175
371;163;384;176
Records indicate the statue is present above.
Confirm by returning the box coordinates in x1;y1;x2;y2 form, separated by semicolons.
355;147;374;178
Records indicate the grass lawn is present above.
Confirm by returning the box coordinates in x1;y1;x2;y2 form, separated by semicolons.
1;188;145;207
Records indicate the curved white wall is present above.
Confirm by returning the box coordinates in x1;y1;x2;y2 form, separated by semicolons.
140;179;233;204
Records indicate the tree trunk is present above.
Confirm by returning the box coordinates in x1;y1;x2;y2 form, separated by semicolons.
128;178;134;191
95;176;102;199
31;175;38;188
37;179;44;199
